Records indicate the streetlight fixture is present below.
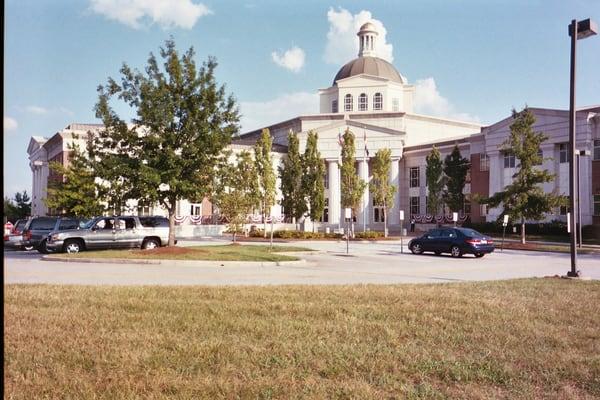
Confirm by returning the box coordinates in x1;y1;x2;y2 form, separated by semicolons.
567;18;597;278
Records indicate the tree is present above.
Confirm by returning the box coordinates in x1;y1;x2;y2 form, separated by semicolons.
340;129;367;222
279;130;306;225
370;148;396;237
13;191;31;219
93;39;239;246
212;150;259;242
443;145;470;213
479;108;563;243
4;197;19;222
45;143;104;218
254;129;276;237
425;146;444;215
302;130;326;232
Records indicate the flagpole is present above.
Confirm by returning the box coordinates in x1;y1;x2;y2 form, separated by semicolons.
363;126;367;233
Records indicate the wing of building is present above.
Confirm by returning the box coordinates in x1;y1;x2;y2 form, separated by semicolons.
28;23;600;229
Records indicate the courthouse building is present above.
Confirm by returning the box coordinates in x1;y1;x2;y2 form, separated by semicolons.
28;23;600;229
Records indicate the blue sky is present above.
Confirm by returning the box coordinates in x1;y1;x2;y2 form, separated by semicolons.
4;0;600;198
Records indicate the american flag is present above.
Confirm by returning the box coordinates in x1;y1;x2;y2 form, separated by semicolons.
364;129;369;157
338;131;344;147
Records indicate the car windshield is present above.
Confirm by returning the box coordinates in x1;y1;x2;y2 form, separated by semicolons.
458;228;484;238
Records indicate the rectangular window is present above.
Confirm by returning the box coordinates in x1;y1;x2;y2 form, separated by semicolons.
594;140;600;160
503;153;515;168
464;197;471;215
479;153;489;171
410;167;420;188
190;204;202;216
480;204;488;216
332;100;338;113
392;98;400;112
594;195;600;216
410;196;420;215
137;205;152;216
344;95;353;112
324;169;329;189
559;143;570;163
534;149;543;166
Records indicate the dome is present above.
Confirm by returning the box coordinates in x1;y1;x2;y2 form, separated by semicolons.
333;56;404;85
358;22;377;33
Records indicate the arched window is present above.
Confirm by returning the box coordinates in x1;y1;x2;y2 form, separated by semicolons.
358;93;368;111
344;94;353;111
373;93;383;110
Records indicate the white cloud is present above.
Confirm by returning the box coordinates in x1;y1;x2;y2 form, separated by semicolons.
239;92;318;132
89;0;211;29
4;116;18;133
414;78;479;122
324;7;394;65
271;46;305;73
25;105;48;115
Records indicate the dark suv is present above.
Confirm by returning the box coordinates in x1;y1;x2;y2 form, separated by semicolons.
408;227;495;258
22;217;88;253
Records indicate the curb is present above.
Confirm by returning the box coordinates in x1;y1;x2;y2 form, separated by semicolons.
41;255;307;267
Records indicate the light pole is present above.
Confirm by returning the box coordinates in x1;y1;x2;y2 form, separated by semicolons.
567;18;597;277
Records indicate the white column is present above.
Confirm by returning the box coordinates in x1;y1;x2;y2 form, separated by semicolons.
358;159;369;228
328;160;340;226
389;158;400;225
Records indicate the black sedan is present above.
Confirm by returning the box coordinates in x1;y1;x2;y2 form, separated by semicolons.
408;227;494;258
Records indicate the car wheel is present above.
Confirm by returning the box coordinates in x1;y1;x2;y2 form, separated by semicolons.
450;245;462;258
63;240;83;254
434;251;441;256
142;238;160;250
37;239;50;254
22;245;35;251
410;243;423;255
475;253;485;258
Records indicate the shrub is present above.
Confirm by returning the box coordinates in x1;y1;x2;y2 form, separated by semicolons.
355;231;384;239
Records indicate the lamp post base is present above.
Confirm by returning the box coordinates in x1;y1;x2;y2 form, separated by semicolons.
566;270;581;278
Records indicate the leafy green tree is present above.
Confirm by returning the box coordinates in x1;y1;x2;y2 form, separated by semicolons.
302;130;326;232
340;129;367;220
370;148;396;237
279;130;306;225
93;39;239;246
14;191;31;219
254;129;277;236
213;150;259;242
45;143;104;218
425;146;444;215
4;197;19;222
443;145;470;213
479;108;563;243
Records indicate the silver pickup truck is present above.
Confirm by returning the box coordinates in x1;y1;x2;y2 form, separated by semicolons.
46;216;174;253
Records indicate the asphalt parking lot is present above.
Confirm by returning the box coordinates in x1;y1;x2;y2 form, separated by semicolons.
4;239;600;285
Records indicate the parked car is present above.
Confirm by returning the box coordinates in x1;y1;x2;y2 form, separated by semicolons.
408;227;494;258
22;217;88;254
4;219;34;250
46;215;174;254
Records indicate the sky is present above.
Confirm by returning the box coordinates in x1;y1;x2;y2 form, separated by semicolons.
4;0;600;199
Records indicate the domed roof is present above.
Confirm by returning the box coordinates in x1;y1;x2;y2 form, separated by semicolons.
359;22;377;33
333;56;404;85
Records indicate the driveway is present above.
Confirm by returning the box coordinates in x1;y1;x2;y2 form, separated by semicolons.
4;240;599;286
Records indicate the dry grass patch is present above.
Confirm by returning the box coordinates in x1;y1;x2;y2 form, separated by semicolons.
5;279;600;399
61;244;313;262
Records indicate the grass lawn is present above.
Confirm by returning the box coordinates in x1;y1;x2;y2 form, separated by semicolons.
60;244;313;262
5;280;600;399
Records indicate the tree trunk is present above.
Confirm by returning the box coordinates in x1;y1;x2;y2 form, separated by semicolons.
232;229;237;243
168;209;176;247
521;218;526;244
384;206;388;238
